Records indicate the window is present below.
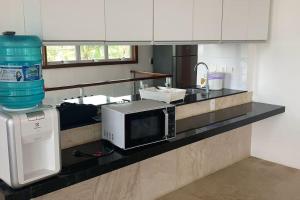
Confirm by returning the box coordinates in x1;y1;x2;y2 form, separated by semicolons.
43;45;138;68
80;45;105;61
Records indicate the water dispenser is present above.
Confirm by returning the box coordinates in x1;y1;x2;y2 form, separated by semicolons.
0;105;61;188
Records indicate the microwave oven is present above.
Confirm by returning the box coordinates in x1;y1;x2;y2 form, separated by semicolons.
102;100;176;150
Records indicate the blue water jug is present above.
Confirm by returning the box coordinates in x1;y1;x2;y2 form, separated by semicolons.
0;32;45;109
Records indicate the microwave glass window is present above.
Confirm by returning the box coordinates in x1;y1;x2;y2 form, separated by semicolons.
130;116;161;140
125;109;166;148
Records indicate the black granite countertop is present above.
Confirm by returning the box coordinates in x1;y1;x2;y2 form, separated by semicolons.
0;102;285;200
59;88;247;130
172;88;246;106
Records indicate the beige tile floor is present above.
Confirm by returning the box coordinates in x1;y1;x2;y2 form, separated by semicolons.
158;157;300;200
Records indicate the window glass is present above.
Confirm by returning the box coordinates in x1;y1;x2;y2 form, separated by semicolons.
108;45;131;60
44;45;136;67
80;45;105;61
46;46;76;62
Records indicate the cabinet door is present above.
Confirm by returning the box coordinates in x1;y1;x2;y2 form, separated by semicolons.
154;0;193;41
247;0;270;40
222;0;270;40
0;0;25;34
105;0;153;42
23;0;42;37
222;0;248;40
193;0;222;41
41;0;105;41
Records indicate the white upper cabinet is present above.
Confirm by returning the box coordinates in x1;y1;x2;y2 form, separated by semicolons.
41;0;105;41
222;0;248;40
193;0;223;41
154;0;193;41
0;0;25;35
222;0;270;40
3;0;269;42
105;0;153;42
247;0;271;40
23;0;42;37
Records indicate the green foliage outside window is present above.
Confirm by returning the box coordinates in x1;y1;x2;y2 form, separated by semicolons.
108;45;131;59
46;45;132;63
80;45;105;60
47;46;76;62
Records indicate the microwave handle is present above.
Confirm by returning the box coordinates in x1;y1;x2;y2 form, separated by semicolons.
163;109;169;138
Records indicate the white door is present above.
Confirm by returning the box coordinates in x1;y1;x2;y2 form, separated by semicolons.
222;0;270;41
193;0;223;41
0;0;25;35
105;0;153;42
154;0;193;41
41;0;105;41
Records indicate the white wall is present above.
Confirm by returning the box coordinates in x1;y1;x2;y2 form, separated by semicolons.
250;0;300;169
198;44;251;90
43;46;153;105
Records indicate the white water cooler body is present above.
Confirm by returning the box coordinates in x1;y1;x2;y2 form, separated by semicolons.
0;106;61;188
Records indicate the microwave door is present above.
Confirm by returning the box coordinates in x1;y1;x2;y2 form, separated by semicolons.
125;109;167;149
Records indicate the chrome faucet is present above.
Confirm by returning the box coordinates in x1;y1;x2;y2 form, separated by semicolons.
194;62;209;93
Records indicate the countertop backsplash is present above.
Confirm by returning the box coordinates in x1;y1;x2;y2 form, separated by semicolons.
197;44;251;91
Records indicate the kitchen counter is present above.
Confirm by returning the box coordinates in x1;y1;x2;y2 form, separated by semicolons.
64;88;246;107
60;88;246;130
172;88;246;106
0;102;285;200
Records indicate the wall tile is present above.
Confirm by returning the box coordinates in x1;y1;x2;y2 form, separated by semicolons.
197;44;250;91
176;100;211;120
156;189;200;200
199;125;251;176
176;125;251;189
215;92;252;110
33;177;98;200
93;163;141;200
60;123;101;149
139;150;177;200
176;142;203;188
